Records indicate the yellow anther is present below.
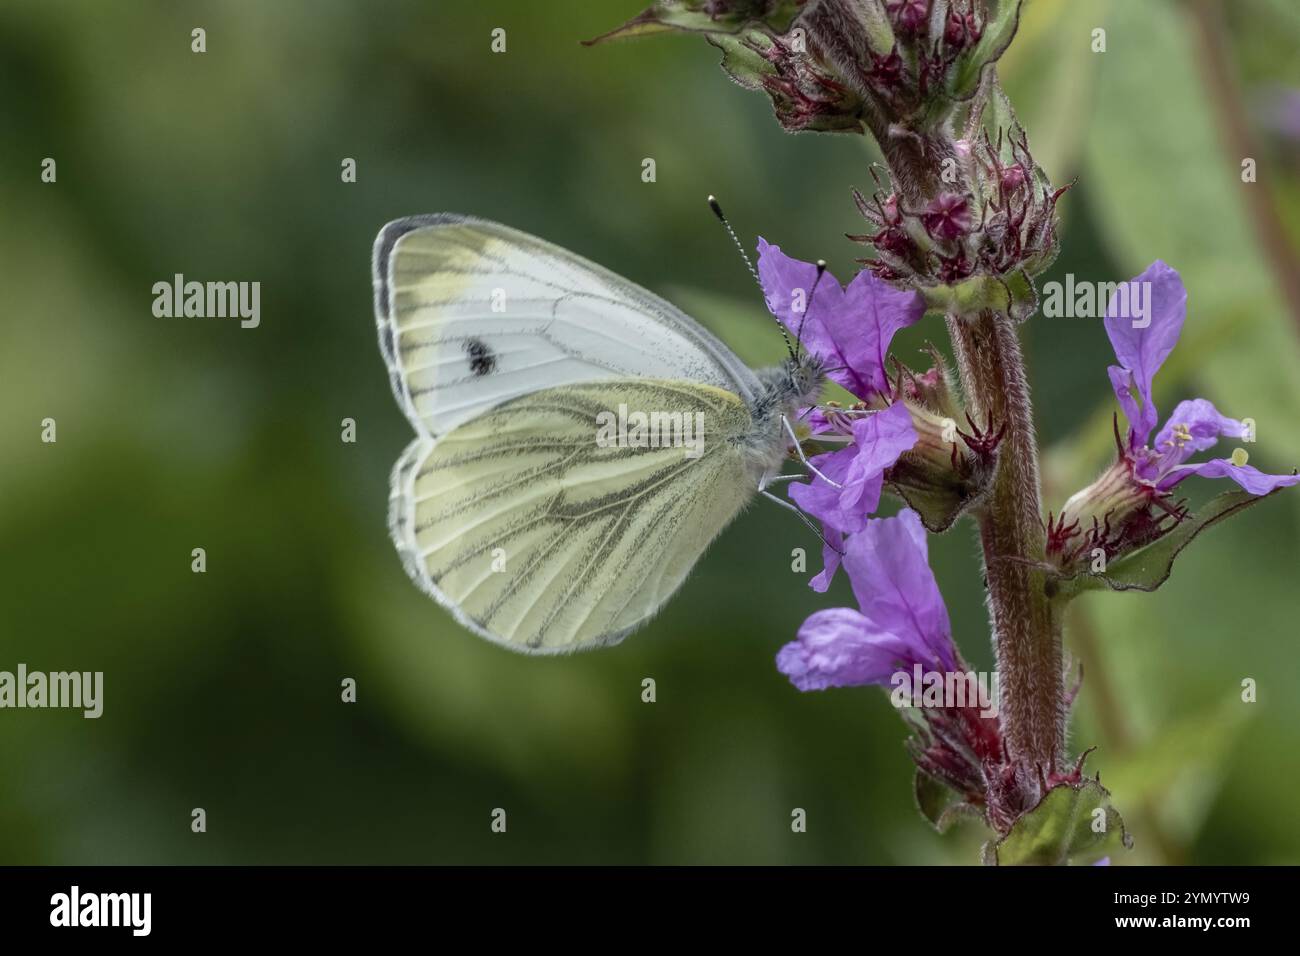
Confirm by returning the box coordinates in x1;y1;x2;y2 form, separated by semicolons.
1230;447;1249;467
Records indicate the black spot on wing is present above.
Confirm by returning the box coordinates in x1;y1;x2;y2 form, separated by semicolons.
465;337;497;376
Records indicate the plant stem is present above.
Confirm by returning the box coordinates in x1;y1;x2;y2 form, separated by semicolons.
947;309;1062;776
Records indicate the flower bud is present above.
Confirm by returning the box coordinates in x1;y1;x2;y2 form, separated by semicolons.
1048;458;1187;574
922;192;973;242
999;162;1027;194
944;8;980;50
869;359;999;531
586;2;872;133
887;0;931;37
901;347;961;420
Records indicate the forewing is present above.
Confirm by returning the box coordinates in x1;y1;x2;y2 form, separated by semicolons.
374;214;761;438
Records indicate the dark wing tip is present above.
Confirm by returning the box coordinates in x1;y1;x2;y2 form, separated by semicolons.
372;213;474;316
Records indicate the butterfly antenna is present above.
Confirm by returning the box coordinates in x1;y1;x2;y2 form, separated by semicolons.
708;195;795;358
795;259;828;361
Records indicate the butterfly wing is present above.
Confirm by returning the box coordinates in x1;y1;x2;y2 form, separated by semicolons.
373;214;762;439
374;215;770;652
390;380;755;652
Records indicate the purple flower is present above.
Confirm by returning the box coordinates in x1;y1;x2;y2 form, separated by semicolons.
1103;261;1299;496
778;510;1007;815
757;238;926;590
757;238;925;403
787;405;917;535
790;403;918;590
922;193;972;242
776;510;958;691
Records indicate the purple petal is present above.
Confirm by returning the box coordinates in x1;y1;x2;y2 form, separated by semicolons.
1143;398;1242;478
1104;261;1187;447
840;402;918;516
1106;365;1146;453
808;528;844;594
805;406;835;434
1160;458;1300;495
757;238;924;400
776;607;921;690
778;510;959;692
788;446;862;534
787;403;917;534
842;510;957;674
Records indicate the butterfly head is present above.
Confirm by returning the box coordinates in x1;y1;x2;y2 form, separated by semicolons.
783;350;827;410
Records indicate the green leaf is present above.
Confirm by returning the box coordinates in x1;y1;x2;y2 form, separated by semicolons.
977;80;1020;164
1056;488;1281;597
948;0;1024;102
584;0;803;45
914;770;984;834
708;31;775;91
855;0;897;58
984;779;1132;866
888;475;968;534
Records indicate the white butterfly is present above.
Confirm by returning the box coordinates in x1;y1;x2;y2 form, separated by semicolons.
373;214;825;654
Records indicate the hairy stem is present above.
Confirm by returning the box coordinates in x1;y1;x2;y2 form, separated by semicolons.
947;310;1062;775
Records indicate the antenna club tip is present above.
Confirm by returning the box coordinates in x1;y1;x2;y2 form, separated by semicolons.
707;195;724;218
816;259;828;269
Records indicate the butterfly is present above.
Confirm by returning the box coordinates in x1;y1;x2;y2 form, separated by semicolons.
373;213;826;654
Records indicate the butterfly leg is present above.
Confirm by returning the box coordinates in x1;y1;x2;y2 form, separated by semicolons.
782;415;843;488
758;489;844;555
758;472;804;492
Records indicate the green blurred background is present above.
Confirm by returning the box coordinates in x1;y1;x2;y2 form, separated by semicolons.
1;0;1298;864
